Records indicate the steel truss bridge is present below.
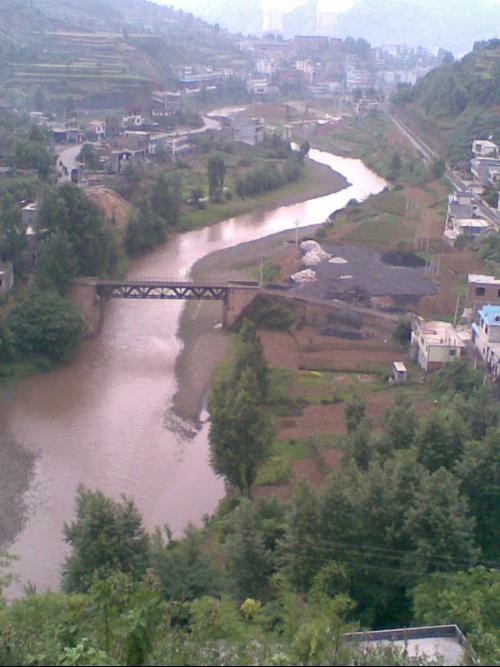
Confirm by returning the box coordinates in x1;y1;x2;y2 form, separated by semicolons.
95;279;250;301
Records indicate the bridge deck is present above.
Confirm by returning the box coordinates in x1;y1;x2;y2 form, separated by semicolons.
95;279;259;301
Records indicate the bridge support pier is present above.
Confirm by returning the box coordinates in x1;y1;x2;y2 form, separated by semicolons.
223;285;260;328
69;278;103;335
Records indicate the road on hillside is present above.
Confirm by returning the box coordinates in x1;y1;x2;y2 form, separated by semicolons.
385;111;500;230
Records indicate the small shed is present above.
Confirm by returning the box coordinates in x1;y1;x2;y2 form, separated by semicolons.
392;361;408;383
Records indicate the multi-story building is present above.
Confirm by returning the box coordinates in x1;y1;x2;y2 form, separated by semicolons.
472;304;500;378
411;319;469;372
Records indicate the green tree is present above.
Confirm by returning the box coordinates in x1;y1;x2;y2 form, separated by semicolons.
78;143;100;170
209;368;274;497
344;418;373;470
233;320;269;402
149;526;223;601
40;183;119;276
225;500;273;600
0;189;26;267
430;157;446;179
280;479;321;592
9;139;53;178
403;468;478;574
207;155;225;203
412;567;500;664
455;429;500;558
381;394;418;456
431;357;483;395
414;408;469;472
62;486;150;593
388;152;402;181
9;287;82;362
344;395;366;434
394;317;412;345
35;231;79;294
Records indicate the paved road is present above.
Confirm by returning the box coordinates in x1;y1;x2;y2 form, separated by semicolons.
56;143;82;184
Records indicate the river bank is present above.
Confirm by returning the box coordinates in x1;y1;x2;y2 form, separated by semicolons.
173;226;319;423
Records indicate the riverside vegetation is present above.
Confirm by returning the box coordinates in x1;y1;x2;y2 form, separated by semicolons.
1;345;498;665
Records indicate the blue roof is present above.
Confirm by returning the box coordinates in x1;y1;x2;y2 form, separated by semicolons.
478;305;500;325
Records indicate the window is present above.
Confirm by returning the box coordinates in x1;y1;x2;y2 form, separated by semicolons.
449;349;456;356
497;289;500;298
475;287;485;296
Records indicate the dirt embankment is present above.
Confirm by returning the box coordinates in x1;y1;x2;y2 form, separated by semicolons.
85;187;136;231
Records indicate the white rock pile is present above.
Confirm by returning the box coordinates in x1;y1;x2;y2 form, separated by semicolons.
291;269;318;283
300;240;330;267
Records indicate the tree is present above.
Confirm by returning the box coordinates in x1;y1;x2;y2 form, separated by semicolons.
209;368;274;497
35;231;79;294
232;320;269;402
0;189;26;267
431;357;483;395
280;479;322;591
207;155;225;203
149;526;222;601
225;500;273;600
381;394;418;456
9;287;83;362
412;567;500;664
403;468;478;574
430;158;446;179
9;139;53;178
455;429;500;558
33;85;45;112
388;152;402;181
394;317;412;345
344;395;366;434
344;418;373;470
414;408;469;472
40;183;119;276
78;143;100;170
62;486;150;593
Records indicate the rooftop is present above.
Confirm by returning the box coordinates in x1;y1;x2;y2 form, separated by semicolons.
469;273;500;286
415;320;470;347
478;304;500;326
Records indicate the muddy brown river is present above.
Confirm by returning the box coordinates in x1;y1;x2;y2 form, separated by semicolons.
4;150;386;594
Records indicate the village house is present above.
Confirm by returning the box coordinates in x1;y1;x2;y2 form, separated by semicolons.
231;112;265;146
472;139;499;158
411;319;469;372
472;304;500;379
85;120;106;142
246;77;269;96
467;274;500;316
151;91;181;118
443;190;490;245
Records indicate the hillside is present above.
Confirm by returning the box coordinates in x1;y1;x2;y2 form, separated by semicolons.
392;39;500;166
0;0;244;109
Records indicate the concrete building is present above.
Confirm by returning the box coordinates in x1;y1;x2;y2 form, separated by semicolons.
472;304;500;378
344;624;471;666
468;274;500;316
471;156;500;186
472;139;499;158
411;319;469;372
151;91;181;118
86;120;106;141
443;190;490;245
231;112;265;147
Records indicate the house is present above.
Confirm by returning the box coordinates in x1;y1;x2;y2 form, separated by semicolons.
122;114;145;129
411;319;469;372
246;77;269;96
443;191;490;246
151;91;181;118
0;263;14;295
470;156;500;186
472;139;499;159
231;112;265;147
344;624;471;666
467;274;500;316
391;361;408;383
472;304;500;378
86;120;106;141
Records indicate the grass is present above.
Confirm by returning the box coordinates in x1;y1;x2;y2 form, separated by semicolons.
255;437;315;487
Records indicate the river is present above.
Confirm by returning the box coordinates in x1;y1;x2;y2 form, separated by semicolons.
4;149;386;594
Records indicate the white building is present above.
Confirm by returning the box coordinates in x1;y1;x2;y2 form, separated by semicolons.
411;319;470;372
472;304;500;378
472;139;499;159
